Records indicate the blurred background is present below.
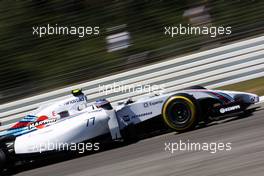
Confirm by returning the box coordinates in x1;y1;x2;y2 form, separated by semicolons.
0;0;263;103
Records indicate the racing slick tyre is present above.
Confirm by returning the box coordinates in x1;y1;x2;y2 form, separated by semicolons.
162;93;200;132
0;148;6;172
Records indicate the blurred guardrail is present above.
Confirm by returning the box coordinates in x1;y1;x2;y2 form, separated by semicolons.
0;35;264;130
2;1;264;103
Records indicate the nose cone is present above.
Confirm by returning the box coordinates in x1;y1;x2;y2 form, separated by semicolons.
251;94;259;104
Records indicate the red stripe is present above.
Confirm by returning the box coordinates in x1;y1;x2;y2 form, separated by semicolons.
209;91;229;104
11;122;30;129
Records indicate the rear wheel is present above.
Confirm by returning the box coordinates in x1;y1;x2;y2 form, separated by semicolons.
162;93;200;132
0;149;6;172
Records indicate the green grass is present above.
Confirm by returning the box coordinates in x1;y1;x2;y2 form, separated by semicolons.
217;77;264;96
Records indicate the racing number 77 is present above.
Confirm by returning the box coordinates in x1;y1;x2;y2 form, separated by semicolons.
86;117;95;127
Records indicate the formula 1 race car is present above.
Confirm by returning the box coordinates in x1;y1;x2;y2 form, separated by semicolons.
0;87;260;171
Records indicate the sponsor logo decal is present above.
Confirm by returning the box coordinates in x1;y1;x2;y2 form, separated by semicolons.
250;96;258;103
65;97;85;105
131;112;152;119
143;100;163;108
220;105;240;114
143;103;149;108
122;115;130;122
28;116;57;129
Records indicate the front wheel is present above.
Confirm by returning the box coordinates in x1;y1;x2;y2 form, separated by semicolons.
162;93;200;132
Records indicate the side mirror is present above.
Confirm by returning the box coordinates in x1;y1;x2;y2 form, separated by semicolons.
58;111;70;118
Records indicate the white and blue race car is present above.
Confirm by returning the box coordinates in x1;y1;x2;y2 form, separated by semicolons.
0;87;259;171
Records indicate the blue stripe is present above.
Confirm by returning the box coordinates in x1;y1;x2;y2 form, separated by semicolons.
12;129;37;136
20;119;35;122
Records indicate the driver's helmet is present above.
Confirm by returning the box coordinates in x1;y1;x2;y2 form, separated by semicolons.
72;89;84;97
71;89;88;110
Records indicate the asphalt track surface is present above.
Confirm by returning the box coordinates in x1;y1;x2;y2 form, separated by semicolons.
7;103;264;176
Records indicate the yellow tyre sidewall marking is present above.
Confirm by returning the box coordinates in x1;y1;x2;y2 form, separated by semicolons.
162;96;196;130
